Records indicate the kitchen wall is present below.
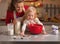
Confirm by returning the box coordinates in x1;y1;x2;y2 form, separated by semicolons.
0;0;60;19
0;0;11;19
35;0;60;18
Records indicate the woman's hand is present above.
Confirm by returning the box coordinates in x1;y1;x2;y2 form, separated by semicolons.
22;7;25;12
13;19;17;25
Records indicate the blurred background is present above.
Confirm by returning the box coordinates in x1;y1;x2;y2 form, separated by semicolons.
0;0;60;43
0;0;60;33
0;0;60;26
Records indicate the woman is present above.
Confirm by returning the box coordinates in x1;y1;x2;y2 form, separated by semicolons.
6;0;28;35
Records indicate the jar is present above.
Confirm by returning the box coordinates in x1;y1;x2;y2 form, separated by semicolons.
7;23;14;35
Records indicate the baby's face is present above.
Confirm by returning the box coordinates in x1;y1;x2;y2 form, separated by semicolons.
27;12;35;20
15;2;24;12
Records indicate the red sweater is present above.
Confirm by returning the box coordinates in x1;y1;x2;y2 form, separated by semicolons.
6;6;28;25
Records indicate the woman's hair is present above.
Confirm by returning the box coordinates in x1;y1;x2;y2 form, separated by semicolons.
22;6;37;22
8;0;24;11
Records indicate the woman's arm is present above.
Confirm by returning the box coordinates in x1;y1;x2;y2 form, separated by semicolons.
6;11;14;25
6;11;11;25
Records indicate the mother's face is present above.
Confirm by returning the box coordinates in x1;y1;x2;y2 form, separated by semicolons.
14;2;24;12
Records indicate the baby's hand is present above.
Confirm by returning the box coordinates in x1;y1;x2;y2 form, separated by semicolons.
20;32;25;37
43;32;47;35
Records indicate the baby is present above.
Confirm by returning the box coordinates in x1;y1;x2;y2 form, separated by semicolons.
21;6;47;36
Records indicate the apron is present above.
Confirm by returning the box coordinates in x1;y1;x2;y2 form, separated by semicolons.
14;11;23;21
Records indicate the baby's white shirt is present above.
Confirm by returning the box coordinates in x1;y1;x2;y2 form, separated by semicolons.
22;18;45;31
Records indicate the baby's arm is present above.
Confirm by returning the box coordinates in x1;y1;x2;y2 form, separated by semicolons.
21;21;27;35
35;18;43;25
35;18;47;34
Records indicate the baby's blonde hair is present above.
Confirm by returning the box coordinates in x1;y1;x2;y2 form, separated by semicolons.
22;6;37;22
